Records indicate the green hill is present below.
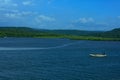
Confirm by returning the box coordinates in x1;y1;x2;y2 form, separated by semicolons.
41;30;103;36
0;27;120;41
100;28;120;38
0;27;60;37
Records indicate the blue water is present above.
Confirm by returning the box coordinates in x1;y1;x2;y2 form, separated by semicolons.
0;38;120;80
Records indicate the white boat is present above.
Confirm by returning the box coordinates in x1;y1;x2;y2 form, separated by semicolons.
89;53;107;57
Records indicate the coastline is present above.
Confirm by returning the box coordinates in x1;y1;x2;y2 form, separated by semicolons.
1;36;120;41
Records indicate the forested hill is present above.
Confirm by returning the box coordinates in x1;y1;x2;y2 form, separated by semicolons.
0;27;55;37
100;28;120;38
0;27;102;37
0;27;120;40
41;30;103;36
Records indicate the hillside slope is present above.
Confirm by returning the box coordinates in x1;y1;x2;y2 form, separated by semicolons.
0;27;120;40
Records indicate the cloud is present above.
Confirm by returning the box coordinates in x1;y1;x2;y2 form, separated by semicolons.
0;0;18;13
22;1;33;6
0;8;18;12
4;11;36;19
0;0;18;7
36;15;55;23
68;17;110;30
77;17;94;23
5;13;19;18
34;15;56;29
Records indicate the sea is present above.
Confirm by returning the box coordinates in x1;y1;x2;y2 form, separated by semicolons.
0;38;120;80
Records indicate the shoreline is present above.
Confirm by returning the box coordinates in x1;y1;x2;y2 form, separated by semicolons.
1;36;120;41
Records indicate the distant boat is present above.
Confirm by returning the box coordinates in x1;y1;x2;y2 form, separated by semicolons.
89;53;107;57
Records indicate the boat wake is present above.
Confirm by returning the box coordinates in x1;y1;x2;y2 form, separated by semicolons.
0;42;80;51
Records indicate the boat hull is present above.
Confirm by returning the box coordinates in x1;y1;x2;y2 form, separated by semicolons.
89;54;107;57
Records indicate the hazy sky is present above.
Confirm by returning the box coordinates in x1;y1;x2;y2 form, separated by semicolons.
0;0;120;30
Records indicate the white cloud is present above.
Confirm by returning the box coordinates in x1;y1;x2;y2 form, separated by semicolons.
0;8;18;12
34;15;56;28
4;11;36;19
0;0;18;7
69;17;112;30
36;15;55;23
22;1;33;6
5;13;23;19
78;17;94;23
0;0;18;13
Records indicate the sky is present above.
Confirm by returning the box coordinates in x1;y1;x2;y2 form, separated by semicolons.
0;0;120;31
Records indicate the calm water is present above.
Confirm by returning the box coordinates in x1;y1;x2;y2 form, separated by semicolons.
0;38;120;80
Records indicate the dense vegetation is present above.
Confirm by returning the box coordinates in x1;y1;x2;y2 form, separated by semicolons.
0;27;120;41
